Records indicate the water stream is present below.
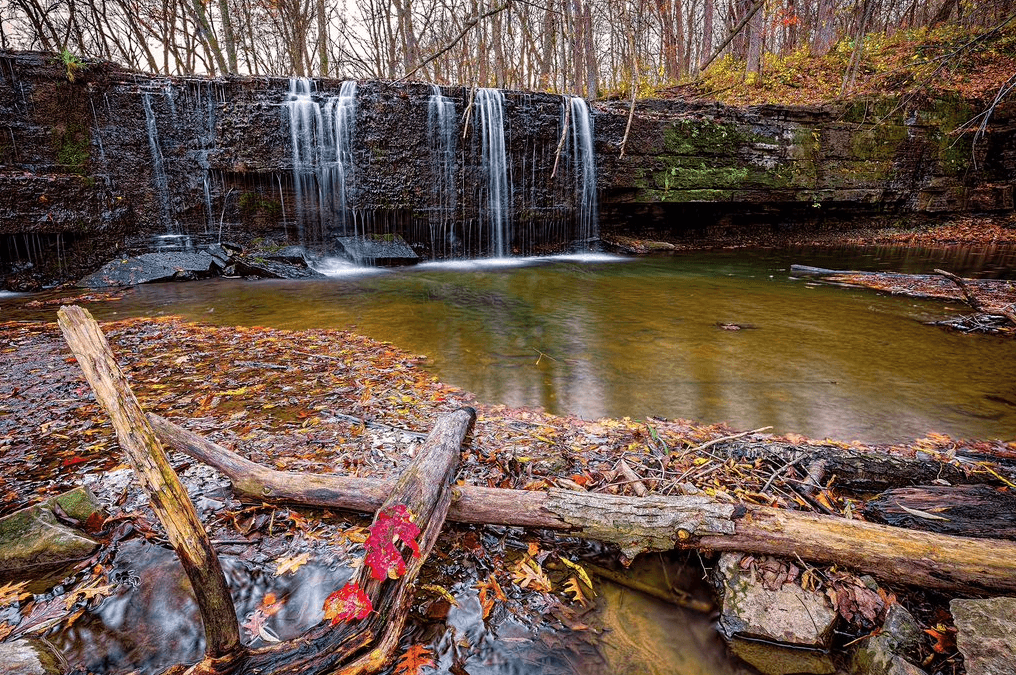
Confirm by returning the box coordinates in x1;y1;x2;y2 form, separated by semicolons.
10;246;1013;444
474;89;511;257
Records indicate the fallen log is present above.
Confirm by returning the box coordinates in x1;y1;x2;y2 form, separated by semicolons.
59;305;477;675
57;306;242;665
151;414;1016;595
863;484;1016;539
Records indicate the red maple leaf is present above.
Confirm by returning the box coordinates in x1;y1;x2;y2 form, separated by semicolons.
364;505;421;581
323;582;372;624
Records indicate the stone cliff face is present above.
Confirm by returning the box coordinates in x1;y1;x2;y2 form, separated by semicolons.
1;50;1013;288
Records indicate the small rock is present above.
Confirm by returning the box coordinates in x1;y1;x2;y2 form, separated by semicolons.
0;639;64;675
232;256;325;279
950;597;1016;675
851;604;928;675
335;235;418;266
0;487;103;582
714;553;838;675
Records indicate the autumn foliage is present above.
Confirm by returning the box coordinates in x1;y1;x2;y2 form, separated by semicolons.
321;505;421;625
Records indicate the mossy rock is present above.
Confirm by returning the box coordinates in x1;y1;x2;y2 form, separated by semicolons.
0;486;102;581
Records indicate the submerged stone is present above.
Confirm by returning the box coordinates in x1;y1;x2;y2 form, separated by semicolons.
0;639;65;675
714;553;837;675
950;597;1016;675
0;486;103;582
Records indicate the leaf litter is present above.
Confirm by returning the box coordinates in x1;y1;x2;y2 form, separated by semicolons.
1;315;1014;673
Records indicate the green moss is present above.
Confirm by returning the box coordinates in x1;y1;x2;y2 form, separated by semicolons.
51;123;90;174
663;120;751;155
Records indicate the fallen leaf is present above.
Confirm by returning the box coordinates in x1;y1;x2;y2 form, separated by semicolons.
274;552;311;576
394;643;435;675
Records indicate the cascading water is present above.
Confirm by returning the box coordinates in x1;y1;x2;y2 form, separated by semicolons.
427;85;458;258
285;78;357;246
569;97;598;246
474;88;511;257
141;92;175;234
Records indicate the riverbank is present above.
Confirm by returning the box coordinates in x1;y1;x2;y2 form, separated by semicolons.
2;314;1014;673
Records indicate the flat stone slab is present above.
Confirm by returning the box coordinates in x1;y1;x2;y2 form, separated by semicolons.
0;486;102;581
951;597;1016;675
336;235;418;266
77;251;220;287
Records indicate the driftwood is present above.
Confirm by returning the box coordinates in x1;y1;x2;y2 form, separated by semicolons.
151;414;1016;595
59;305;476;675
57;306;242;665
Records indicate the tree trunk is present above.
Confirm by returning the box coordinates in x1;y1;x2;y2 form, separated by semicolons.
151;414;1016;595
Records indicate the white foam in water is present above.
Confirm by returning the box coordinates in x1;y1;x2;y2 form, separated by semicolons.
416;258;537;272
313;257;387;277
542;252;627;263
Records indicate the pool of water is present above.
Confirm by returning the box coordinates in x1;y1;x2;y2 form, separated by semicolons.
5;247;1015;443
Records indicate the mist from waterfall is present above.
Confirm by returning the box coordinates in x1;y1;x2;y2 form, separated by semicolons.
428;85;458;258
285;78;358;246
475;88;510;257
569;97;598;245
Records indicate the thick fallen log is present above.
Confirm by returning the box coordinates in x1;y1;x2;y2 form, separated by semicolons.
151;414;1016;595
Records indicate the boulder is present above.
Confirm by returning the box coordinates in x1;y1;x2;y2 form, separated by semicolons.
77;251;221;287
714;553;838;675
0;639;65;675
0;486;103;582
950;597;1016;675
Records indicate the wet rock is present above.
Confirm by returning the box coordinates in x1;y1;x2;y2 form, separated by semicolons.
0;486;103;582
851;604;928;675
0;639;65;675
336;235;418;266
266;245;312;265
77;251;221;287
232;255;325;279
950;597;1016;675
714;553;838;675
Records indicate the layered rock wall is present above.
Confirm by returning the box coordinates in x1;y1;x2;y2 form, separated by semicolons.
1;50;1013;287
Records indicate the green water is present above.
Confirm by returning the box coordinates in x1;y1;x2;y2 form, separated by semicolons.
7;249;1015;443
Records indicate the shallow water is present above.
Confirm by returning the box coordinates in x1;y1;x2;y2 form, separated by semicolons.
5;247;1015;443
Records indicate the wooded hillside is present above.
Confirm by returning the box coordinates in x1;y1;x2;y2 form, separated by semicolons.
2;0;1014;99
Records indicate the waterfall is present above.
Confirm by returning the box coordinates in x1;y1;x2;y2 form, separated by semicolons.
285;78;357;246
427;85;457;258
142;92;175;233
569;97;598;245
475;88;511;257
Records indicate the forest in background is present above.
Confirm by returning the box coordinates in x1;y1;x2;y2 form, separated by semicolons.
1;0;1015;100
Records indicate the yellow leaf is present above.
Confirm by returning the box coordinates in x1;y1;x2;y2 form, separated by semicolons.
512;557;552;592
274;552;311;576
558;556;595;595
421;584;459;607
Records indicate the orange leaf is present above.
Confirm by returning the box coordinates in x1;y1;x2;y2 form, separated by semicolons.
394;644;435;675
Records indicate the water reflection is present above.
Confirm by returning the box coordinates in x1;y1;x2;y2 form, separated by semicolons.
4;247;1015;443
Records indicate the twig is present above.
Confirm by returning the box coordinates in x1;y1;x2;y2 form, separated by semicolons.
399;2;511;83
934;268;1016;325
678;426;773;456
461;84;477;139
551;99;571;179
617;458;649;497
579;561;713;613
